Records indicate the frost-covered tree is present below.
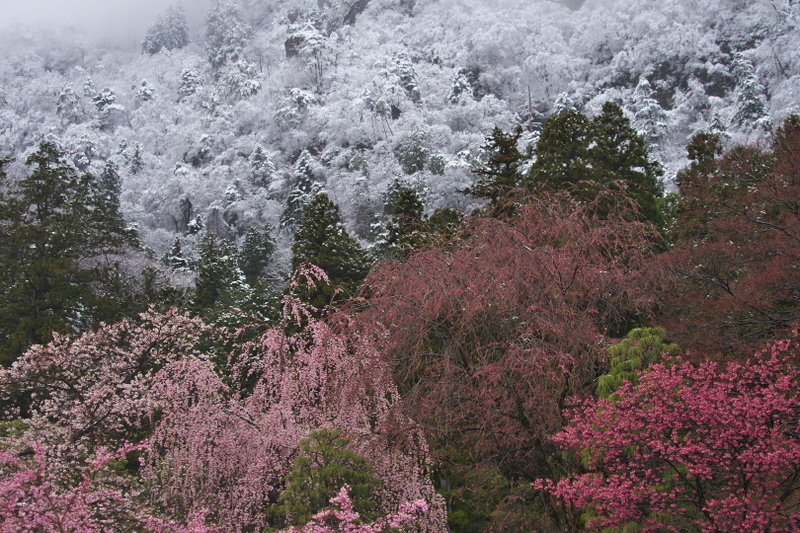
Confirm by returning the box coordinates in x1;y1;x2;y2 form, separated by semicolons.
281;151;322;228
141;3;190;55
221;59;261;98
205;1;252;69
448;68;473;104
56;84;84;124
250;145;276;187
177;68;203;101
136;79;155;103
732;54;772;132
392;52;421;103
632;78;668;148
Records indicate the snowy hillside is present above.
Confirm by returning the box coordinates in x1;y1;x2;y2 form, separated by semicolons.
0;0;798;274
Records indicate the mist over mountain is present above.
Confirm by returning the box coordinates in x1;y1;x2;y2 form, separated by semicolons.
0;0;797;275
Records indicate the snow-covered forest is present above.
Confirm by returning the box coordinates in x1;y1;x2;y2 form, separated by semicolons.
1;0;797;271
2;0;800;531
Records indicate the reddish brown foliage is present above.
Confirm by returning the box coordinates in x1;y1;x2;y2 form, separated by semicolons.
356;195;662;529
661;118;800;355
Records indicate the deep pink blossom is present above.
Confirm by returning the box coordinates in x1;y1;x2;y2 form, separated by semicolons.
539;336;800;532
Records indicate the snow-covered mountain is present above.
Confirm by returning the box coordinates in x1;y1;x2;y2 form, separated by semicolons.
0;0;797;274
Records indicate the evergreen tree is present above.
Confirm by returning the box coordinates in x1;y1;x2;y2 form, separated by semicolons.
194;232;244;312
526;109;594;190
238;224;276;285
632;78;668;147
98;160;122;221
205;1;252;69
249;144;275;187
165;238;189;271
272;429;381;528
382;186;426;257
590;101;665;227
597;327;681;399
466;126;526;207
0;143;134;364
281;151;320;228
128;144;143;175
142;3;190;55
178;68;202;101
527;102;665;228
732;54;772;132
291;193;370;307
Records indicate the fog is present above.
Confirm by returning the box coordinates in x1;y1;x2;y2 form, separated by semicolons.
0;0;211;34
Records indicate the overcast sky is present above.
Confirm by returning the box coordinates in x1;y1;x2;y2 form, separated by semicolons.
0;0;211;33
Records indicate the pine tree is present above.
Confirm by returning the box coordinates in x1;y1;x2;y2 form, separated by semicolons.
597;327;681;399
382;186;426;257
178;68;202;101
238;224;276;285
632;78;668;147
194;232;244;312
249;145;275;187
272;429;381;528
732;54;772;132
98;160;122;221
0;143;134;364
527;102;665;228
466;126;526;207
291;193;370;307
281;151;320;228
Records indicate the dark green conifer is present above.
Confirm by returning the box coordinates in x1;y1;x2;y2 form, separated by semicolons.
527;102;665;227
0;143;133;364
291;193;370;307
467;126;526;207
272;429;380;528
194;232;243;312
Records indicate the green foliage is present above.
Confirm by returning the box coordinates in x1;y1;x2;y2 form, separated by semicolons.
597;327;681;399
397;132;430;175
238;224;276;285
466;126;527;208
0;143;136;365
272;429;381;527
382;186;426;257
527;102;665;228
291;193;370;307
426;207;464;238
194;232;245;313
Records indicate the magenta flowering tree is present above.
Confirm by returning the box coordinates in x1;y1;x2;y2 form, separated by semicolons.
538;337;800;532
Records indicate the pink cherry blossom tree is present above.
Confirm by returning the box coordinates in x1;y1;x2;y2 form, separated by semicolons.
144;267;446;531
1;270;445;532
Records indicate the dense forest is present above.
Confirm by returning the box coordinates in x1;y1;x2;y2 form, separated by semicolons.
2;0;800;531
